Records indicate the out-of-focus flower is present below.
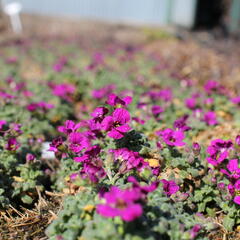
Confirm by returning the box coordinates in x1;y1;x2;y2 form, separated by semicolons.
26;153;35;162
110;148;148;172
52;83;75;101
5;138;20;151
97;186;142;221
161;179;179;196
203;111;218;126
0;120;7;130
156;128;185;147
174;115;191;132
92;84;115;99
192;142;201;156
106;93;132;107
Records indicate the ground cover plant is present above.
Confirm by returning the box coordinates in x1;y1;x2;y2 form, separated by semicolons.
0;35;240;240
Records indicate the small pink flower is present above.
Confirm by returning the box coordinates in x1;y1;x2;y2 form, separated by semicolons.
151;105;164;119
203;111;218;126
0;120;7;130
58;120;81;135
161;179;179;196
92;84;115;99
220;159;240;179
26;153;35;162
106;93;132;107
52;83;75;101
156;128;185;147
68;132;90;153
206;139;233;166
97;186;143;222
234;196;240;205
101;108;131;139
5;138;20;151
185;97;197;110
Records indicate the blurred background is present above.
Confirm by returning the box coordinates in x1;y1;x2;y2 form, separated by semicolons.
0;0;239;37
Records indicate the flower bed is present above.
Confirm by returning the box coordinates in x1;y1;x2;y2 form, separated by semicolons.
0;36;240;240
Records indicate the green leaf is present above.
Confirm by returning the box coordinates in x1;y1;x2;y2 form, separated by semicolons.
223;215;235;231
21;194;33;204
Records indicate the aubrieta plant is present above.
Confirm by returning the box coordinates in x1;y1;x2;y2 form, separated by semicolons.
1;37;240;240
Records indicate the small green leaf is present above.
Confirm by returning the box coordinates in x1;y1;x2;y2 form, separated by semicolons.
223;215;235;231
21;194;33;204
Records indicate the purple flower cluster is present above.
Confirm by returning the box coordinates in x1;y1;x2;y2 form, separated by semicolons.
50;93;133;184
207;137;240;205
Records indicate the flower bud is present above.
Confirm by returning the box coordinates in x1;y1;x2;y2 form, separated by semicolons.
192;142;201;156
235;135;240;146
26;153;35;162
217;182;225;190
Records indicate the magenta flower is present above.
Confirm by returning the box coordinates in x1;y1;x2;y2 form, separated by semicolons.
185;97;197;110
236;135;240;146
80;162;106;183
231;96;240;106
68;132;90;153
26;153;35;162
192;142;201;156
89;107;109;131
161;179;179;197
91;107;109;119
27;102;54;112
147;89;172;102
52;83;75;101
132;117;145;125
0;120;7;130
5;138;20;151
6;57;18;64
234;196;240;205
74;145;101;163
10;123;22;135
174;115;191;132
204;80;223;95
53;57;67;72
92;84;115;99
106;93;132;107
86;52;104;71
101;108;131;139
151;105;164;119
228;180;240;205
203;111;218;126
156;128;185;147
128;176;159;196
110;148;148;172
49;136;64;153
221;159;240;179
58;120;81;135
206;139;233;166
97;186;142;221
0;91;15;99
23;90;33;98
204;97;214;105
158;89;172;102
189;224;201;239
